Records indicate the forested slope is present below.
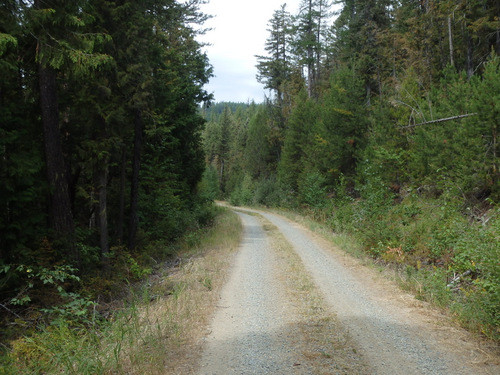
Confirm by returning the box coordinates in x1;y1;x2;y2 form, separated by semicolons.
1;0;213;343
201;0;499;340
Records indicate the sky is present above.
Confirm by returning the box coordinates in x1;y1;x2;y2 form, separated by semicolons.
198;0;303;103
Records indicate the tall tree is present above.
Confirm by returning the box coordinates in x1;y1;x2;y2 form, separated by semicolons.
0;1;46;264
256;4;293;106
293;0;333;97
30;0;111;264
332;0;394;101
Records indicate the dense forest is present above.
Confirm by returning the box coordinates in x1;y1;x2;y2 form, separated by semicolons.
0;0;213;344
0;0;499;370
202;0;499;339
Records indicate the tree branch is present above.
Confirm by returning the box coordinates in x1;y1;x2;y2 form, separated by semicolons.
400;113;477;129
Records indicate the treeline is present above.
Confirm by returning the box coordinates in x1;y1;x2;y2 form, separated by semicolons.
0;0;212;325
202;0;499;339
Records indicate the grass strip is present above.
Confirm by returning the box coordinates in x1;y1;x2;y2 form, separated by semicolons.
257;215;370;374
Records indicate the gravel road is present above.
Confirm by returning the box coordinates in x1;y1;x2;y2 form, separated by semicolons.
197;208;499;375
197;212;301;374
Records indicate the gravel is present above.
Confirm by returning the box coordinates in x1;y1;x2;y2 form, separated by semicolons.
197;207;499;375
197;212;300;374
257;210;498;375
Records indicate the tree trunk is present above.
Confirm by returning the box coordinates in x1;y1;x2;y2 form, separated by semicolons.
38;61;78;264
118;146;126;244
448;15;454;68
307;0;314;98
497;29;500;55
97;158;109;267
128;109;143;250
463;20;473;78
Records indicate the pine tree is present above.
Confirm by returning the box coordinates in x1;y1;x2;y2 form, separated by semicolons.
30;0;112;264
0;1;46;263
293;0;333;98
332;0;394;101
471;55;500;197
256;4;293;106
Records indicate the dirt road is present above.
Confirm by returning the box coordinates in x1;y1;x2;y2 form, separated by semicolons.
197;208;499;374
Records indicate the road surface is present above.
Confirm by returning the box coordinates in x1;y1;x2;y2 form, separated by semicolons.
197;208;499;374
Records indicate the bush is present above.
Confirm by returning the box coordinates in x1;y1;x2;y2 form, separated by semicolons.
297;170;327;208
229;174;254;206
198;166;220;201
254;176;284;207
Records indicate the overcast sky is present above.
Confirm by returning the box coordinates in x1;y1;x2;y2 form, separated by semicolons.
198;0;303;103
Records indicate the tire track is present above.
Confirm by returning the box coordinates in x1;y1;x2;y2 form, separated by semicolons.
197;212;299;374
197;207;499;375
251;208;499;375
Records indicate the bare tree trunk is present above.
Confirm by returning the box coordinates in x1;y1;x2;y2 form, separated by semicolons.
38;61;78;264
448;15;454;68
128;109;143;250
307;0;314;98
463;21;473;78
97;158;109;267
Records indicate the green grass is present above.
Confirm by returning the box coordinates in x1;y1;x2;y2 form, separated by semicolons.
277;197;500;342
0;207;242;374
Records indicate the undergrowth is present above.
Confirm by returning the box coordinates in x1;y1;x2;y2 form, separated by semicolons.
241;173;499;342
0;207;241;374
306;192;500;342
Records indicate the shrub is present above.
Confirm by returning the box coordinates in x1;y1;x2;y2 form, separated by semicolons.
297;170;327;208
254;176;284;207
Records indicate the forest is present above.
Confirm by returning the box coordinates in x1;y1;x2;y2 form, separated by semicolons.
0;0;499;371
0;0;214;350
202;0;499;341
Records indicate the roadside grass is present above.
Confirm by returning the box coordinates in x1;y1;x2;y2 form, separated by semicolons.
258;215;369;374
0;207;241;375
258;202;500;343
238;199;499;345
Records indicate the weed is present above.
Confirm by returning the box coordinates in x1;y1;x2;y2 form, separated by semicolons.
1;208;242;374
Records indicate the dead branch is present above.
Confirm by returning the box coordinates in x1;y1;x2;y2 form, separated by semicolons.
400;113;477;129
447;269;473;289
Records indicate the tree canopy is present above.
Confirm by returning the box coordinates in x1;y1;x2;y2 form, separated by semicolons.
0;0;212;320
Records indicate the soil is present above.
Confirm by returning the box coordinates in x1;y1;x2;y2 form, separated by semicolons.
194;207;499;375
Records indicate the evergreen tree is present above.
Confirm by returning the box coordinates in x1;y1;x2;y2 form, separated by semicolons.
332;0;394;101
245;106;272;179
256;4;293;106
30;0;112;264
293;0;333;97
278;90;318;192
0;1;46;264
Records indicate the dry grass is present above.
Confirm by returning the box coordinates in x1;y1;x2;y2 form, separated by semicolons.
3;209;242;375
114;209;242;374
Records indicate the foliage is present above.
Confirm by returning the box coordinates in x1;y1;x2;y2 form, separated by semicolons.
198;166;221;201
198;1;500;340
230;174;255;207
298;170;327;208
0;208;240;374
0;0;213;351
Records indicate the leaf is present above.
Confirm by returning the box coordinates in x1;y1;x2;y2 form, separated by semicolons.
0;33;18;56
